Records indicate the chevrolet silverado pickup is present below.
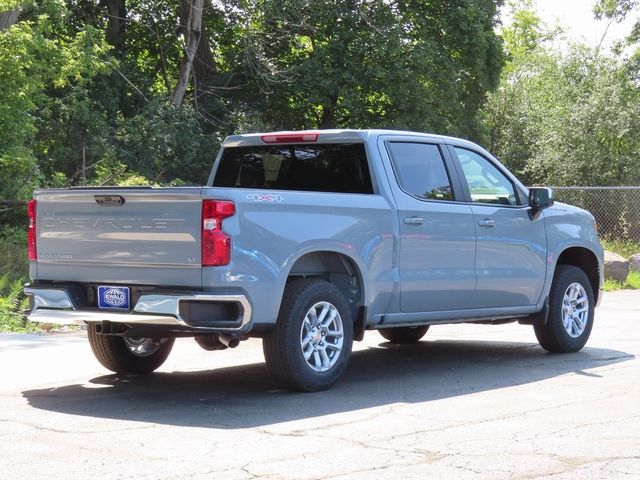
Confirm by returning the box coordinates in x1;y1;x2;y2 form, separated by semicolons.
24;130;604;391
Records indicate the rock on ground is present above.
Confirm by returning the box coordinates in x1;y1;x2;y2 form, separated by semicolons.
604;250;629;282
629;253;640;273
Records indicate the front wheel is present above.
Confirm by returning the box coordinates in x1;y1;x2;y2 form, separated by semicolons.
87;324;175;374
263;279;354;392
534;265;595;353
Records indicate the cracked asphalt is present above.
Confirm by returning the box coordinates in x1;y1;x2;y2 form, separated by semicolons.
1;290;639;479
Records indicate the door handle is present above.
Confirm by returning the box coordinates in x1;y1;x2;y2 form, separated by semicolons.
478;219;496;228
404;216;424;225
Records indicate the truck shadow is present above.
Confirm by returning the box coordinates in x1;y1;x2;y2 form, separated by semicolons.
22;340;633;429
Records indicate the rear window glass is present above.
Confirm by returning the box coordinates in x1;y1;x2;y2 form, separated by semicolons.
213;143;373;194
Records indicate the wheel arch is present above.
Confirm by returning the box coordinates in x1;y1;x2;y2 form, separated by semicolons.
284;250;367;340
555;246;601;304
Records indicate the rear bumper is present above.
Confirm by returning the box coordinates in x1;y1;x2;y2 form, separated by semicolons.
23;285;252;332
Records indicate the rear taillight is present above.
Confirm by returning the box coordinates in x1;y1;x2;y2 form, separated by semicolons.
201;200;235;266
27;199;37;261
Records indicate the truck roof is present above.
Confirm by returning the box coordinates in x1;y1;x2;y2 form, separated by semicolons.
222;129;480;149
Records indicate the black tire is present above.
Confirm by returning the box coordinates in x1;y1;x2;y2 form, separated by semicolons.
87;324;175;374
379;326;430;344
263;279;354;392
534;265;595;353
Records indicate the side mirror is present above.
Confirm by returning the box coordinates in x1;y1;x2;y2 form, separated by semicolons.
528;187;554;219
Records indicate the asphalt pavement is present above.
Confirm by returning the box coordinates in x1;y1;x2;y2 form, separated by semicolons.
1;290;639;479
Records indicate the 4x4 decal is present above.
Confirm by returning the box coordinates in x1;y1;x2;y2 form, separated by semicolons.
246;193;285;203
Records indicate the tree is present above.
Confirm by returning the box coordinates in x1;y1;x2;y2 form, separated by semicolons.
594;0;640;44
0;0;110;221
0;0;507;210
485;2;640;186
0;0;21;31
247;0;504;140
172;0;205;107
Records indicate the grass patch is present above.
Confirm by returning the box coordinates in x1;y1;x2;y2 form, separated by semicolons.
601;237;640;259
603;271;640;291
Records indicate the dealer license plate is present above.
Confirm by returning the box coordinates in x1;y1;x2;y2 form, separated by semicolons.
97;286;130;310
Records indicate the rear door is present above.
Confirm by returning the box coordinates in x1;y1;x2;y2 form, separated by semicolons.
384;140;477;312
450;146;547;308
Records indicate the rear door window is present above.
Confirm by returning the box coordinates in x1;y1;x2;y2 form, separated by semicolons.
387;142;454;201
213;143;373;194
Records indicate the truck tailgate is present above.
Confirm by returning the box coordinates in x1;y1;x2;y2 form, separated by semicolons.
33;187;203;287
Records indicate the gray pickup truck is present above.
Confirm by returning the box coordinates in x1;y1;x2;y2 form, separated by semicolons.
24;130;603;391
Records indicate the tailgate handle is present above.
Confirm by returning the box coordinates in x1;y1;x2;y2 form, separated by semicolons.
94;195;125;207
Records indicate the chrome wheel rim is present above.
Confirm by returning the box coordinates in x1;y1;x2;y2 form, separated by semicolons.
562;282;589;338
123;337;165;357
300;301;344;373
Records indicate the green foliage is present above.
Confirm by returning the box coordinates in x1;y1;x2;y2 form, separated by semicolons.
116;100;218;185
501;0;559;62
595;0;638;19
0;2;111;153
0;0;23;9
0;226;30;334
601;237;640;259
486;3;640;186
0;0;112;227
0;0;506;215
604;271;640;291
0;273;34;332
254;0;504;139
0;227;28;280
594;0;640;44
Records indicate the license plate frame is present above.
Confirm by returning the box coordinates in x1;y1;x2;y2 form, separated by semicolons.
97;286;131;310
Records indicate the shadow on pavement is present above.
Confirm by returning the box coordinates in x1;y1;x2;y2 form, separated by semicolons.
22;339;633;428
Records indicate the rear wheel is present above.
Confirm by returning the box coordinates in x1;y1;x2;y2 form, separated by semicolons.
87;324;175;374
379;326;430;344
534;265;595;353
263;279;353;392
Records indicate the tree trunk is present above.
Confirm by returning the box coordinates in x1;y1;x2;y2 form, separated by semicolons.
318;96;338;129
172;0;205;107
0;7;21;31
192;17;215;90
103;0;127;55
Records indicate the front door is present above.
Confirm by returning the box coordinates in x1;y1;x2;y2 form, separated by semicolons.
452;147;547;308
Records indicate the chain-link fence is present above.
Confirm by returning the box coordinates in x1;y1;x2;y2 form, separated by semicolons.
551;187;640;241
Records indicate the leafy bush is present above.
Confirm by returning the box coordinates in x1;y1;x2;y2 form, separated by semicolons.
0;226;28;280
115;99;218;186
0;227;33;332
0;273;34;332
485;5;640;187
